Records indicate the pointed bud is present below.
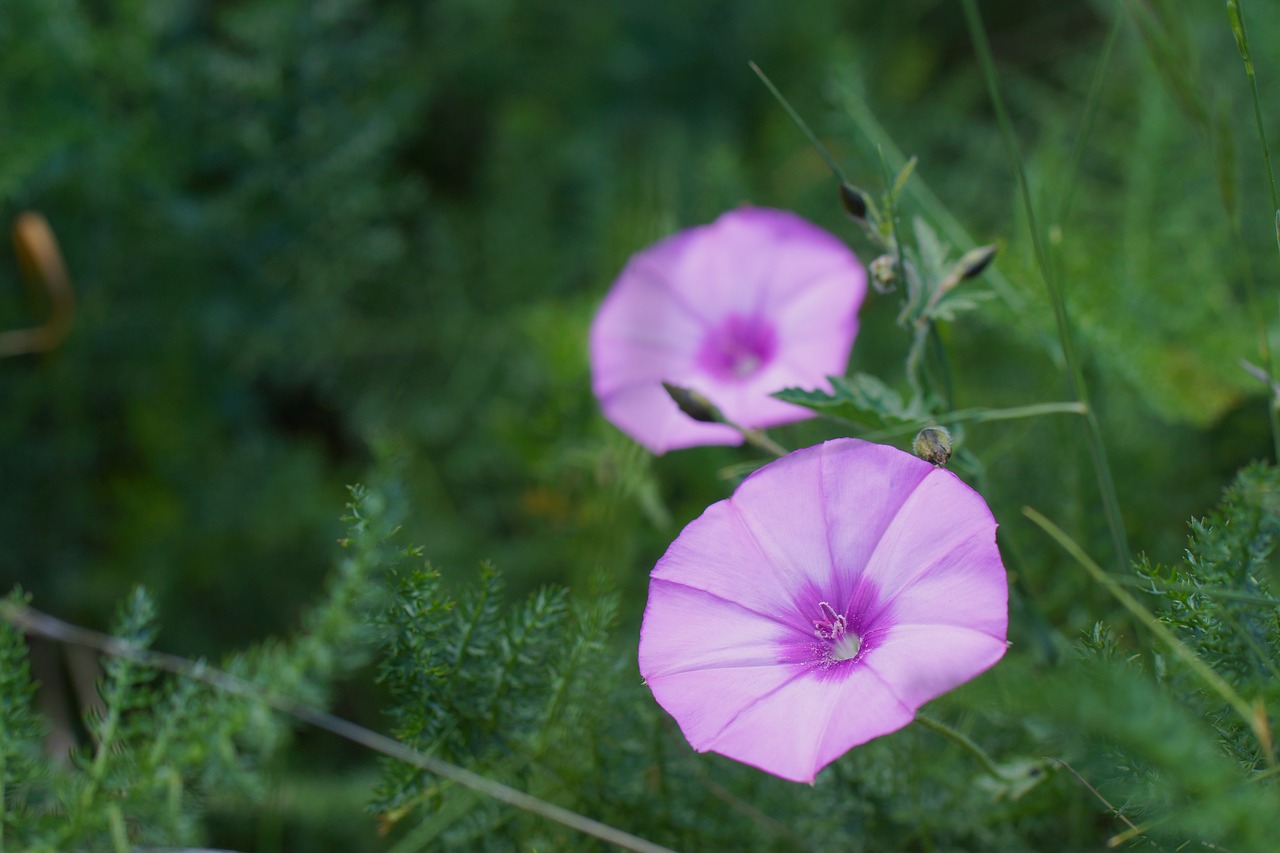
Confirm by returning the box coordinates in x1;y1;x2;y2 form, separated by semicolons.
912;425;953;468
662;382;724;424
839;182;868;221
957;244;998;280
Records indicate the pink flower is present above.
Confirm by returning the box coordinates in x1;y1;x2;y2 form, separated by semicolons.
590;207;866;454
638;438;1008;783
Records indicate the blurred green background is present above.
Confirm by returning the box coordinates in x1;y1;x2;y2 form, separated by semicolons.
3;0;1280;845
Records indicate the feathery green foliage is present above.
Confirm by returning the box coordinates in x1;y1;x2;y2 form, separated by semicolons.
1137;463;1280;771
0;592;48;850
0;485;400;850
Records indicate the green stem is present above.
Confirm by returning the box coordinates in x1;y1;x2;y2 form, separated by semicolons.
913;712;1007;779
962;0;1130;573
1225;0;1280;462
748;62;848;184
855;401;1087;442
1054;7;1122;226
1228;0;1279;211
737;426;789;458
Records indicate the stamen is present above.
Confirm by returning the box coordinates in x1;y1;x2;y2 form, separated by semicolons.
812;601;847;641
813;601;861;662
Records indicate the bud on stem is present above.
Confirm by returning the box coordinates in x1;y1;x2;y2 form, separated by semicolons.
913;425;953;467
662;382;724;424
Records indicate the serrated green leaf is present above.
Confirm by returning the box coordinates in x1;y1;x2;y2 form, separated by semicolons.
774;373;924;428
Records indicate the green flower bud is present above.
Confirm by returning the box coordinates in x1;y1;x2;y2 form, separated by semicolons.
662;382;724;424
957;244;998;280
839;182;868;221
912;425;953;468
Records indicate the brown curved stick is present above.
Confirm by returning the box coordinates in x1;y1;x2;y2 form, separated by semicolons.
1;212;75;357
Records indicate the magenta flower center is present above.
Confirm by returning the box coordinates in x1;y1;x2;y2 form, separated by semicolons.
813;601;861;662
695;314;778;381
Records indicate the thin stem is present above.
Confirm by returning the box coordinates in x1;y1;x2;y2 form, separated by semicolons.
1022;506;1274;765
0;602;677;853
854;401;1087;442
1054;7;1123;226
1050;758;1154;849
1228;219;1280;462
912;712;1006;779
1225;0;1280;462
962;0;1130;573
736;426;789;458
748;62;848;184
1228;0;1279;211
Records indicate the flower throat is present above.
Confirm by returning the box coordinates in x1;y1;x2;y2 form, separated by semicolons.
813;601;861;662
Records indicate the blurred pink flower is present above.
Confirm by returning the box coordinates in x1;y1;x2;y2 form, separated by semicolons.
590;207;866;454
638;438;1008;783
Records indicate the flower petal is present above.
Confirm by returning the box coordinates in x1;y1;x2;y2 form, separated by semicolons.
819;441;934;608
651;496;821;626
723;445;835;622
861;623;1008;709
639;579;803;680
589;208;865;452
589;262;706;400
851;468;1001;627
872;528;1009;637
703;665;914;784
597;382;742;455
644;664;809;768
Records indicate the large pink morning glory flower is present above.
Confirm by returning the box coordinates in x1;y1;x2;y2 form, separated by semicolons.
590;207;866;454
638;438;1008;783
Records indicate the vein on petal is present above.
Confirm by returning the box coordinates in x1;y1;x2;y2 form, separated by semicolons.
874;621;1008;645
646;656;794;680
649;576;805;634
704;663;815;747
861;525;997;629
855;661;916;718
766;264;857;314
724;498;819;619
629;260;714;328
817;442;840;605
857;469;969;594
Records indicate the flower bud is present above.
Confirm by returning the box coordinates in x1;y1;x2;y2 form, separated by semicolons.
662;382;724;424
839;182;868;221
912;425;953;467
869;254;897;292
957;244;998;280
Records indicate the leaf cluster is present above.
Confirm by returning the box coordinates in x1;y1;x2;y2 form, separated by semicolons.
1136;462;1280;771
371;561;623;846
0;485;400;851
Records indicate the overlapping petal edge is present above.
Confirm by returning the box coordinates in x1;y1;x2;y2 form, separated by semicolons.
589;207;867;454
637;438;1009;783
